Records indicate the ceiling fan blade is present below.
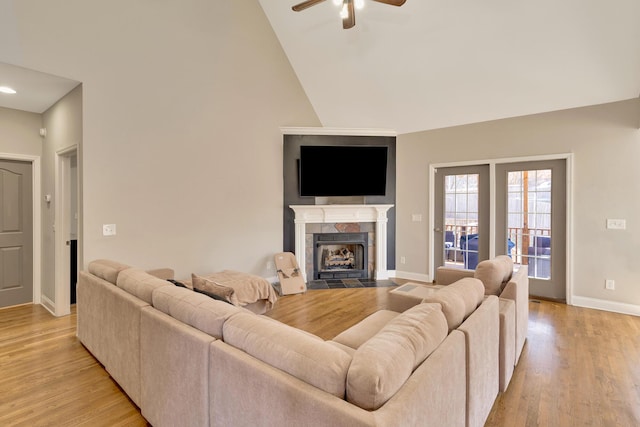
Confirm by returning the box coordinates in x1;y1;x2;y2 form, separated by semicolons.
342;0;355;29
370;0;406;6
292;0;327;12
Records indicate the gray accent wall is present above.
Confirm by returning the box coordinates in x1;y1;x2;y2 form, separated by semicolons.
283;134;396;272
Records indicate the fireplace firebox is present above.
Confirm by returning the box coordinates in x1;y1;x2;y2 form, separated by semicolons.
313;232;368;280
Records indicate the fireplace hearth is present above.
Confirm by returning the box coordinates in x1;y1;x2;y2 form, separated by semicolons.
313;232;368;280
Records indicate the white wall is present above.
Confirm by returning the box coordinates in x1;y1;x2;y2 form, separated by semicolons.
396;98;640;314
0;107;42;156
41;85;82;303
1;1;320;286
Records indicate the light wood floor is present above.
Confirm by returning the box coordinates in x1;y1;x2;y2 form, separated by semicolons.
1;288;639;426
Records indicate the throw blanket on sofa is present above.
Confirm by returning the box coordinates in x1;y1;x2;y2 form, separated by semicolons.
184;270;278;309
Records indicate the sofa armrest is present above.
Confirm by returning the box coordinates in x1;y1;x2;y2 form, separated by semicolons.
434;266;474;286
499;266;529;363
458;295;500;427
77;271;147;406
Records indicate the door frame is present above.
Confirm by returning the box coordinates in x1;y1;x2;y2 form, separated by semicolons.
429;153;574;304
0;152;41;306
54;145;78;316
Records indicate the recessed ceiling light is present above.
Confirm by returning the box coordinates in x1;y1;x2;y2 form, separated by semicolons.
0;86;17;94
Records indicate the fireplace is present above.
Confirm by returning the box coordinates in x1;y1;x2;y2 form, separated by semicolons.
313;232;368;280
289;204;393;281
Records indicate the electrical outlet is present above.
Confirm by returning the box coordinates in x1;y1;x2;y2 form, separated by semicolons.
266;261;274;270
605;279;615;290
102;224;116;236
400;256;406;264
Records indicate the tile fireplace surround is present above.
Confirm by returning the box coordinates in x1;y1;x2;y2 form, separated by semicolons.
289;204;394;282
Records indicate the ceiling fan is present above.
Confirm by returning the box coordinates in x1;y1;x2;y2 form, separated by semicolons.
292;0;406;30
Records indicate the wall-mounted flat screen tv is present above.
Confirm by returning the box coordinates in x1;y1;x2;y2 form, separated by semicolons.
299;145;388;197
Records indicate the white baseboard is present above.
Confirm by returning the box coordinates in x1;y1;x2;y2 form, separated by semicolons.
391;270;432;283
571;296;640;317
41;295;56;316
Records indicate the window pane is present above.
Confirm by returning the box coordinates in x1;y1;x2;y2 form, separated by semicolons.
444;173;480;270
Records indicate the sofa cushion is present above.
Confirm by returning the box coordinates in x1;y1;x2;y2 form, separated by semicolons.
116;268;172;304
146;268;174;280
88;259;130;284
435;266;475;286
152;285;244;339
420;277;484;331
223;312;352;398
422;288;465;331
447;277;485;314
192;273;237;305
346;303;448;410
331;309;400;350
474;255;513;295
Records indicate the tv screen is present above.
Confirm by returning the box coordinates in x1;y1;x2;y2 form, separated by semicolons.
299;145;388;197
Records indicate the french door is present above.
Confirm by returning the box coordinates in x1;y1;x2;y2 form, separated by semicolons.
434;165;489;270
434;159;567;301
496;160;566;300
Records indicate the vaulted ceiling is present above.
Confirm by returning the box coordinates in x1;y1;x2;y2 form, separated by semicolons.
258;0;640;134
2;0;639;133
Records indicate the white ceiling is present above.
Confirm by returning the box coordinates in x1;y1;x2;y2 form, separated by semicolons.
259;0;640;134
2;1;638;131
0;62;79;114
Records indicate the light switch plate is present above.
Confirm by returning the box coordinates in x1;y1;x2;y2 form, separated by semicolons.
606;219;626;230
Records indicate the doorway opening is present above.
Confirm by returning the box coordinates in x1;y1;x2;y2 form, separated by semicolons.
55;146;79;316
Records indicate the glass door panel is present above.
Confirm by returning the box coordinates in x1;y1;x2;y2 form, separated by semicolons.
435;165;489;270
507;169;552;279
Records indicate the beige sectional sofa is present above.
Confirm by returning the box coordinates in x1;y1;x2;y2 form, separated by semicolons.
388;255;529;426
77;259;514;427
435;255;529;364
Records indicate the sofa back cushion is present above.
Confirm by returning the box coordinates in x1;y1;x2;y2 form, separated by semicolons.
88;259;130;284
152;285;244;339
223;313;351;398
116;268;172;304
448;277;485;313
423;277;484;331
346;303;448;410
474;255;514;295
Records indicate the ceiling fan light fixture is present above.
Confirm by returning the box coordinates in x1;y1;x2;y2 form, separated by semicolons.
0;86;17;94
292;0;405;29
340;3;349;18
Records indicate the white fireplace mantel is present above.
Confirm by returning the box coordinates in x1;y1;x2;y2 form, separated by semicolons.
289;204;394;282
